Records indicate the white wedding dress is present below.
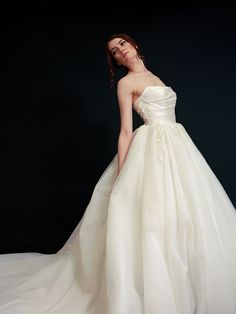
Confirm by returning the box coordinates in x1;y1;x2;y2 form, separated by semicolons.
0;86;236;314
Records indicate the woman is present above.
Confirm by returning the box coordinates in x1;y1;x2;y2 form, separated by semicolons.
0;33;236;314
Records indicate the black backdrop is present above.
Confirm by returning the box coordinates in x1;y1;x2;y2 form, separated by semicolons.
1;4;235;253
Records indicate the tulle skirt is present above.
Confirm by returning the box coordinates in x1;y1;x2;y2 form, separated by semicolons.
1;122;236;314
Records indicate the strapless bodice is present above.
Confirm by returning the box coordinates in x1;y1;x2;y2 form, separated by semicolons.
133;86;177;125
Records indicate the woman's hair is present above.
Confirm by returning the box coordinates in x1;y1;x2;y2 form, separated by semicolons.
106;33;145;87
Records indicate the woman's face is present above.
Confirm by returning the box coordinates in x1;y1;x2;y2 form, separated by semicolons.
108;37;137;66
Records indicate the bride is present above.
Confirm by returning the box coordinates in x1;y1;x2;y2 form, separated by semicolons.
0;33;236;314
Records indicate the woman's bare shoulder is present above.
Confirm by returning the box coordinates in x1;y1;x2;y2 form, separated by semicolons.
117;76;133;88
117;76;135;94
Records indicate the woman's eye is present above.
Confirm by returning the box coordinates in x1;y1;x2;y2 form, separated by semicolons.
121;40;126;45
112;50;117;55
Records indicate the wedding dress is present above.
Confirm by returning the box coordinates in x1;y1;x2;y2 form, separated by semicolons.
0;85;236;314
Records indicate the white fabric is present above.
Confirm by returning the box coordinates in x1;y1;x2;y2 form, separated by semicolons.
0;86;236;313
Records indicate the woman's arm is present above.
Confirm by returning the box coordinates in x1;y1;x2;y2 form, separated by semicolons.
116;78;134;176
117;132;134;175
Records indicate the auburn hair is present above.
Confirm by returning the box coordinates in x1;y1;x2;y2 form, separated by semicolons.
106;33;145;87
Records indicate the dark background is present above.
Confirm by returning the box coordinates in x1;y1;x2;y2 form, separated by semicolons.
1;3;235;253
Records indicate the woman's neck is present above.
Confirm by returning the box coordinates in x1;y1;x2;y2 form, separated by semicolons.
127;58;148;74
